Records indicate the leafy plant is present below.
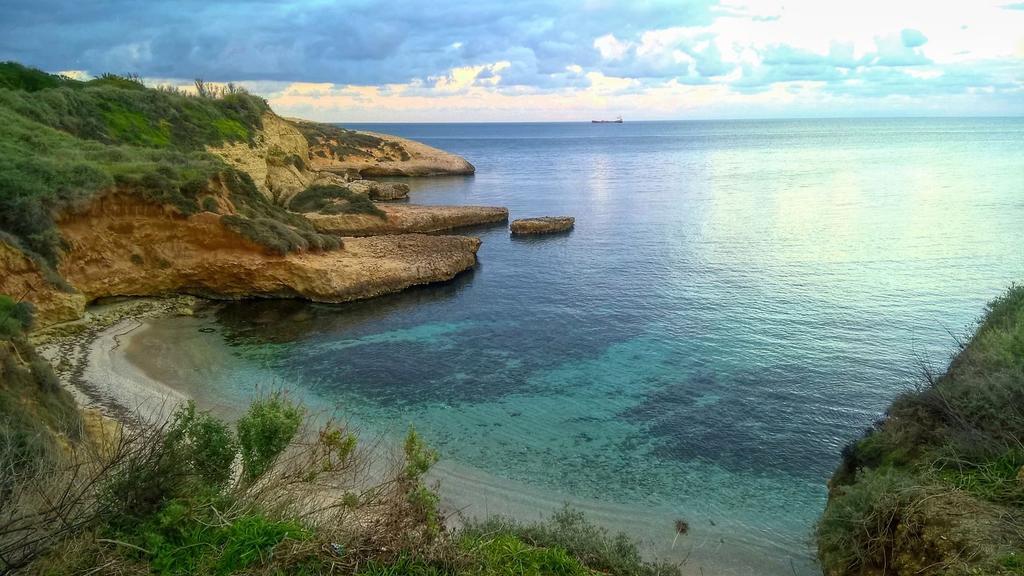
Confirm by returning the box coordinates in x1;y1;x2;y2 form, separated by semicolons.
166;400;238;489
236;395;303;481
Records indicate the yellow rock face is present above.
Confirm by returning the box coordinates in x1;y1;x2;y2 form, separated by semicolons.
1;194;480;328
54;194;480;307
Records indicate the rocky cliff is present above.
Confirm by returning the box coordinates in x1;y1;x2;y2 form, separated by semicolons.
1;195;480;326
0;64;492;328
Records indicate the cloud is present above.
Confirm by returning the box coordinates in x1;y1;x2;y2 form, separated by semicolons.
594;34;632;60
0;0;1021;120
900;28;928;48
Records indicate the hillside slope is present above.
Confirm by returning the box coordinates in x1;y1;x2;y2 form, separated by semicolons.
818;286;1024;575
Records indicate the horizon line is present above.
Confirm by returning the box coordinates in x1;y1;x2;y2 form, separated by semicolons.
325;114;1024;124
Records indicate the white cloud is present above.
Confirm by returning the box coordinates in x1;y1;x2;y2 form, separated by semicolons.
594;33;632;60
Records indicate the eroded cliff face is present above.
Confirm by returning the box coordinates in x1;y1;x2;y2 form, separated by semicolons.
1;194;479;327
54;194;480;306
2;113;484;328
209;113;338;205
0;242;86;326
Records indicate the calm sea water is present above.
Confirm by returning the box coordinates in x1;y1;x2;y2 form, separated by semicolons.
144;119;1024;574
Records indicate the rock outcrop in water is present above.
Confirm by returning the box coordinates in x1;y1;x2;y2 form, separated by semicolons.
510;216;575;235
310;204;509;237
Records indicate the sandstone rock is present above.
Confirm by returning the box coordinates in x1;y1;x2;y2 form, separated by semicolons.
0;241;87;326
310;204;508;237
510;216;575;235
208;113;475;207
0;195;481;328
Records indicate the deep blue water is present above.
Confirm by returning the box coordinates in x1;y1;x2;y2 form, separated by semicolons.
149;119;1024;574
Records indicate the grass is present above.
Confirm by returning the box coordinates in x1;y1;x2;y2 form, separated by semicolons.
294;121;412;162
461;507;679;576
122;499;308;576
819;285;1024;575
0;62;341;270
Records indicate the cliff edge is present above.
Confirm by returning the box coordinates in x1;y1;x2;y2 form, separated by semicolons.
818;286;1024;575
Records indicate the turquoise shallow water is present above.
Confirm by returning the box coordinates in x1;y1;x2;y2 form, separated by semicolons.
141;118;1024;574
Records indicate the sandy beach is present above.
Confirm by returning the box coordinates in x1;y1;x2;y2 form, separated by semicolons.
34;297;197;423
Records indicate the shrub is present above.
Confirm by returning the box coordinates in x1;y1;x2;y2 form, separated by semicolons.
817;468;921;573
820;285;1024;575
0;295;34;338
466;534;590;576
166;401;238;489
236;395;303;481
289;184;385;217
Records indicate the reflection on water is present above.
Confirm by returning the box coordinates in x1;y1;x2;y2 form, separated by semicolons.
141;118;1023;575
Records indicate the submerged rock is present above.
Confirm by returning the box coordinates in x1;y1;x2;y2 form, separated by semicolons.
509;216;575;235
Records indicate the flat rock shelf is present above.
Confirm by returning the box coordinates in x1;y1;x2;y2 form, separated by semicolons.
509;216;575;235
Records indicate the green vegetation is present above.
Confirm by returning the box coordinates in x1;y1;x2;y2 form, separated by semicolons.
818;285;1024;575
236;395;303;481
0;62;340;274
0;294;80;496
289;184;386;218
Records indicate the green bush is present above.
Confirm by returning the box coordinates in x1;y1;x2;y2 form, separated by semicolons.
167;401;238;489
466;534;590;576
295;121;385;160
289;184;385;217
0;61;76;91
130;498;307;576
236;395;303;481
0;295;33;338
821;285;1024;575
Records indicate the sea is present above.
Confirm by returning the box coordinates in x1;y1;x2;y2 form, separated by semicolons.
131;118;1024;575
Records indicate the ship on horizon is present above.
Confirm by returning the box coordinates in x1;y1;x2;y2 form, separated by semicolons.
591;116;623;123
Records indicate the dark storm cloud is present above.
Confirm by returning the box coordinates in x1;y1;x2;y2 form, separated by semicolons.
0;0;717;84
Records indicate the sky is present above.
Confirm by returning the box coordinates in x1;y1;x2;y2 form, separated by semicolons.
1;0;1023;121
